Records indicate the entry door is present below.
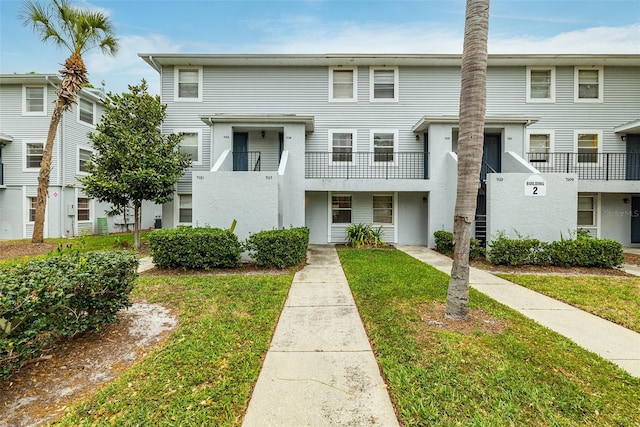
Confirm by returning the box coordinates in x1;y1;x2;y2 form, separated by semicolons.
632;197;640;243
278;132;284;165
626;135;640;180
233;132;248;171
481;134;501;180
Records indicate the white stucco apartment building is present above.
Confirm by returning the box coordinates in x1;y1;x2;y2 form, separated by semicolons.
138;53;640;248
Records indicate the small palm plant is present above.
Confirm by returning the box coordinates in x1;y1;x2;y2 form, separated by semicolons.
346;223;387;248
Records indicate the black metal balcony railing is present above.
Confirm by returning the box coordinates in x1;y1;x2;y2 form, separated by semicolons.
305;152;428;179
527;152;640;181
0;163;3;186
232;151;261;171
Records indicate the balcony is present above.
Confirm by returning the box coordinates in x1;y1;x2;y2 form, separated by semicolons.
527;152;640;181
232;151;263;171
305;152;428;179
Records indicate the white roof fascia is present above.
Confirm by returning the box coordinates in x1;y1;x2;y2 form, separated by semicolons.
412;115;541;132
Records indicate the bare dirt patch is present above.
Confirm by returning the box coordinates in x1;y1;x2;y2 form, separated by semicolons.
0;242;58;260
0;303;178;427
624;252;640;266
415;301;508;335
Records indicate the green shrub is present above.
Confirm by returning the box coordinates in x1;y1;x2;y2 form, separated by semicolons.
547;235;624;268
149;226;241;269
0;251;138;378
245;227;309;268
487;232;548;266
433;230;485;260
346;223;387;248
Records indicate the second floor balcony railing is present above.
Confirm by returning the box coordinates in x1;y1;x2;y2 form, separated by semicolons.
527;152;640;181
305;152;428;179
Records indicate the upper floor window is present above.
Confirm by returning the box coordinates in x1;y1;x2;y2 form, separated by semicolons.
175;67;203;102
527;131;554;163
78;98;95;125
179;194;192;223
78;147;92;173
372;194;393;224
77;197;91;221
371;130;397;163
332;194;352;223
329;67;357;102
176;129;202;165
23;85;47;115
370;67;398;102
575;67;603;102
25;142;44;170
526;67;555;103
330;130;355;163
575;131;602;163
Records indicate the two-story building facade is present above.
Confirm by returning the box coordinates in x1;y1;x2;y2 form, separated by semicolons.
0;74;160;240
139;54;640;247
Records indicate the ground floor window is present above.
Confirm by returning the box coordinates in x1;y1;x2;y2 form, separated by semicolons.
332;195;352;223
373;194;393;223
77;198;90;221
28;197;36;222
577;195;596;227
179;194;192;223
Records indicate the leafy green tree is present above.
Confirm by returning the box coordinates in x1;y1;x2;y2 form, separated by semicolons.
79;80;191;250
20;0;118;243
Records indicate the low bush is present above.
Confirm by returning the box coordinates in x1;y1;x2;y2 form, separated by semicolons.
0;251;138;378
346;223;387;248
245;227;310;268
433;230;485;260
487;232;548;266
149;226;241;269
487;231;624;268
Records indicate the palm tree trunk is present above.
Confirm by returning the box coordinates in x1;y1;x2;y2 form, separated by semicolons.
32;97;66;243
445;0;490;320
134;200;141;250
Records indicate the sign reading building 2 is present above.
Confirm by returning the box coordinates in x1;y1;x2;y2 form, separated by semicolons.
524;174;546;197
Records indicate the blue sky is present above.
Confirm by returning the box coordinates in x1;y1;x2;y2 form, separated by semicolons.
1;0;639;94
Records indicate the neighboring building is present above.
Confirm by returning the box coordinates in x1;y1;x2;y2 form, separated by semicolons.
0;74;159;240
138;54;640;247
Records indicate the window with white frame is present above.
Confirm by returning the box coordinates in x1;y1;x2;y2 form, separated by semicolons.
78;148;92;173
526;67;555;102
329;67;356;101
78;98;95;125
370;67;398;101
175;67;202;101
527;132;553;162
576;131;601;163
77;197;90;221
28;197;37;222
577;195;596;227
332;195;352;223
373;195;393;224
179;194;192;223
372;131;396;162
23;85;46;115
575;67;603;102
177;131;201;164
330;131;355;162
25;142;44;169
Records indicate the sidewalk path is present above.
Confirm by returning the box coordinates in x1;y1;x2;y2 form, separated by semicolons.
397;246;640;378
242;245;399;427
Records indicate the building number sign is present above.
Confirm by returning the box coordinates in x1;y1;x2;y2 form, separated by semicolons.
524;174;546;197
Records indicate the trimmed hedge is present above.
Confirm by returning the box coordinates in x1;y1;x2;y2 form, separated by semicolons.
433;230;485;260
245;227;310;268
0;251;138;378
149;226;242;269
487;232;624;268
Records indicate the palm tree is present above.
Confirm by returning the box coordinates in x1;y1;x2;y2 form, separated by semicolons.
20;0;118;243
445;0;490;320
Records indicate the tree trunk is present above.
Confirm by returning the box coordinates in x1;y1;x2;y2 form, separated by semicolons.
445;0;490;320
134;200;141;250
32;97;66;243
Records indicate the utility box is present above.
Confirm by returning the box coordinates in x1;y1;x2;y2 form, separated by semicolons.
97;217;108;235
66;204;76;216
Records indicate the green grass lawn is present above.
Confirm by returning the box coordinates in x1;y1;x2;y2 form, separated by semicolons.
338;248;640;426
499;274;640;333
54;273;292;426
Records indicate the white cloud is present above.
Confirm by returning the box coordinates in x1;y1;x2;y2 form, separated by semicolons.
84;34;182;94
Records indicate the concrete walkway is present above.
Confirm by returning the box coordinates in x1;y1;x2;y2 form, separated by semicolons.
397;245;640;378
242;245;398;426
